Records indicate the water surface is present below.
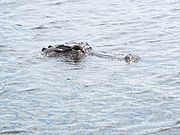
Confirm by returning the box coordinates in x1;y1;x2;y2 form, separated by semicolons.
0;0;180;134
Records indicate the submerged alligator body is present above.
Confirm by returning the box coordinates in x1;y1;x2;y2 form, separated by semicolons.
42;42;140;63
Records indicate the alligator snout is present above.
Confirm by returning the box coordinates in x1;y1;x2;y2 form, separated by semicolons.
124;54;140;63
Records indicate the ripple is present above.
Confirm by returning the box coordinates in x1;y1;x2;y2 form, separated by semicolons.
146;126;180;135
32;25;48;30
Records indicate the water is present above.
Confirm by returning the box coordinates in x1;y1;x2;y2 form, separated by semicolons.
0;0;180;134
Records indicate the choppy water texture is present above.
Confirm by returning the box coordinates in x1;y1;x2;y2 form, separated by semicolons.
0;0;180;134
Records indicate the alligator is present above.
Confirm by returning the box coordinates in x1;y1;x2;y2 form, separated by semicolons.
41;42;140;63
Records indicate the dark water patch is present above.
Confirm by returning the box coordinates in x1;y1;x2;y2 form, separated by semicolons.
146;39;162;43
133;90;150;95
0;130;27;134
52;2;63;5
0;1;16;6
53;26;62;29
176;121;180;125
15;24;22;26
32;25;48;30
18;88;39;93
171;8;180;12
0;45;6;48
0;90;7;96
96;43;122;48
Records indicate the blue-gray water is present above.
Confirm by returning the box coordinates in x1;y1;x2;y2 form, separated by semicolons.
0;0;180;134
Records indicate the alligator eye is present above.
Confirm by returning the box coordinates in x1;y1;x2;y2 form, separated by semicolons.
72;45;83;51
42;48;47;51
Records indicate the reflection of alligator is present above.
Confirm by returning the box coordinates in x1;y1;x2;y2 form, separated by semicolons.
42;42;140;63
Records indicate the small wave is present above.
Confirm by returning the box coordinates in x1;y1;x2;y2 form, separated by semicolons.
32;25;48;30
0;45;6;48
176;121;180;125
0;130;27;134
146;126;180;135
18;88;39;93
15;24;22;26
0;90;7;96
53;2;62;5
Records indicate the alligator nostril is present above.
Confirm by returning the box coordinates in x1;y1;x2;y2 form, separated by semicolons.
124;54;140;63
